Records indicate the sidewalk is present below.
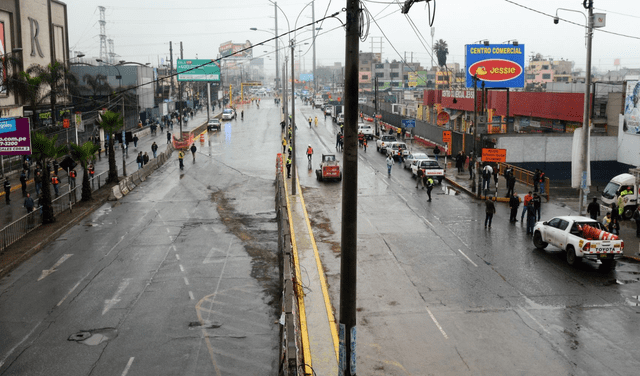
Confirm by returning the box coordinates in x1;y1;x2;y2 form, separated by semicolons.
283;170;339;375
0;109;216;224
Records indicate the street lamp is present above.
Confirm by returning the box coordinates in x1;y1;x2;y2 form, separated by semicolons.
96;58;127;177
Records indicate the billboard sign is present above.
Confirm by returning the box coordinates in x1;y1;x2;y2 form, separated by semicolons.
623;80;640;135
177;59;221;82
0;117;31;155
219;40;253;59
482;148;507;162
465;44;525;88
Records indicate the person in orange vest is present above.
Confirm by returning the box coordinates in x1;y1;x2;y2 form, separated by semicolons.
521;191;533;222
88;163;95;179
358;132;364;147
51;173;60;197
69;168;77;189
306;145;313;162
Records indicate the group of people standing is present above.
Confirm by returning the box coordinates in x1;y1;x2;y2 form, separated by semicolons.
587;195;640;238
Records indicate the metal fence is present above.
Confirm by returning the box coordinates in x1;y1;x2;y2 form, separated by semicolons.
498;162;550;199
0;170;109;252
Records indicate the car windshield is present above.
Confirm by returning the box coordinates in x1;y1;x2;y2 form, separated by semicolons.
602;182;621;199
421;161;440;168
223;109;232;114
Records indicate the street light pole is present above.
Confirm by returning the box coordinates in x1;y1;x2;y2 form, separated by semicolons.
578;4;594;214
274;2;280;93
291;39;297;196
312;0;317;95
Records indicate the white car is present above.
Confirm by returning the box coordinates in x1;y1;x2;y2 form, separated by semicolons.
411;159;445;183
337;113;344;125
357;123;374;139
385;142;409;160
222;108;236;120
403;152;429;169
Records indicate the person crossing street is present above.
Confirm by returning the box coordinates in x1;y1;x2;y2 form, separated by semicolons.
386;155;394;177
425;176;434;202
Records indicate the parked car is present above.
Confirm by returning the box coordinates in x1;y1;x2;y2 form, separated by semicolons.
222;108;236;120
337;113;344;125
207;119;221;131
403;152;429;169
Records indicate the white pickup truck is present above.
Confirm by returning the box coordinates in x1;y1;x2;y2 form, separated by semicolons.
410;159;445;183
376;135;397;153
533;216;624;270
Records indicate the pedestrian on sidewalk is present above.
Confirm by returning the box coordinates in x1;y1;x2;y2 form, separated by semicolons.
538;170;546;196
455;151;464;173
609;218;620;235
632;206;640;237
602;212;612;228
178;150;185;170
143;152;149;166
69;169;77;189
587;197;600;220
493;169;499;195
20;170;27;196
151;142;158;158
363;138;367;152
53;159;59;175
485;198;496;228
533;169;540;193
286;156;292;178
468;152;474;180
23;159;31;179
386;155;394;177
506;174;516;198
416;168;424;189
532;192;542;221
426;177;434;202
167;131;172;144
190;144;197;162
526;199;537;235
34;171;42;197
521;191;533;222
4;177;10;204
133;134;139;148
136;152;143;170
482;164;493;196
23;192;34;213
509;192;520;222
433;146;440;161
51;173;60;197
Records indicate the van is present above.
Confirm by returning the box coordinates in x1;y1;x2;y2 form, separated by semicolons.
601;173;638;219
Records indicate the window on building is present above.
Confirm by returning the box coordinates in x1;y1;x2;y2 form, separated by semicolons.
390;72;399;78
390;63;399;69
542;65;549;70
403;75;408;80
375;64;384;69
375;72;384;78
362;75;368;80
542;73;551;79
526;74;535;80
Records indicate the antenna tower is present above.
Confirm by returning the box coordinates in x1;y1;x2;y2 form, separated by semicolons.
108;39;115;64
98;6;108;64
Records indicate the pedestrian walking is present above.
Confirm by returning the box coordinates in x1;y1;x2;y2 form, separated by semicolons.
482;164;493;196
143;152;149;165
53;160;59;175
151;142;158;158
336;132;341;150
24;192;35;213
20;170;27;195
521;191;533;222
314;116;318;127
532;192;542;221
533;169;540;193
23;159;31;179
241;110;244;120
506;174;516;198
632;206;640;237
363;138;367;153
485;199;496;228
468;152;474;180
425;177;434;202
386;155;394;177
308;117;312;127
416;167;424;189
190;144;197;162
455;151;464;173
282;137;287;154
509;192;520;222
586;197;600;220
433;146;440;161
286;156;292;178
178;150;185;170
3;177;10;204
69;169;77;189
167;131;172;144
526;200;537;235
136;152;143;170
34;171;42;196
133;134;139;148
538;170;546;197
51;173;60;197
358;132;364;148
609;218;620;235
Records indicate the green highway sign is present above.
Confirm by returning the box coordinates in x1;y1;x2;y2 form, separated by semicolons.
177;59;221;82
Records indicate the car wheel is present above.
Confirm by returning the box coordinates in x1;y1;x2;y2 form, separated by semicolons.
338;173;342;181
600;259;616;271
622;206;634;220
566;246;577;266
533;232;548;249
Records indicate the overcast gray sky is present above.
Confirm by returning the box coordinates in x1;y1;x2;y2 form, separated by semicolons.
66;0;640;76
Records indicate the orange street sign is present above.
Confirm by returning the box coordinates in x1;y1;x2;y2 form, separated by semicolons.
442;131;451;143
482;148;506;162
63;119;70;129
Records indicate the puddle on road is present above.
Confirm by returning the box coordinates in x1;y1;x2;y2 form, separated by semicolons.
68;328;117;346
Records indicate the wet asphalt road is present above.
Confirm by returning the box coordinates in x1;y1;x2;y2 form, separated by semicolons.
293;102;640;375
0;103;281;375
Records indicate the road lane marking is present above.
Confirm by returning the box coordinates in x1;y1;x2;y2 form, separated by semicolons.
171;245;177;252
520;307;550;334
184;277;190;286
120;357;135;376
103;278;131;315
419;215;434;229
179;264;185;272
457;249;478;267
57;280;82;307
426;307;448;339
203;241;233;264
398;194;408;203
38;254;73;281
106;235;126;256
189;291;195;300
0;321;42;368
175;254;180;260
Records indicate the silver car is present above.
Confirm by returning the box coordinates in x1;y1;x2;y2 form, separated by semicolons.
403;152;429;169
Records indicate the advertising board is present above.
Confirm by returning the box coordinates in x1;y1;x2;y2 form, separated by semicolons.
177;59;221;82
465;44;525;88
482;148;506;162
0;117;31;155
623;80;640;135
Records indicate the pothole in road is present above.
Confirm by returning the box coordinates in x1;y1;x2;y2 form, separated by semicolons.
68;328;117;346
188;320;222;329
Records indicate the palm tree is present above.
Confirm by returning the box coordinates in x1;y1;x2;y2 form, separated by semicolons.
98;110;123;183
30;132;68;224
434;39;449;68
29;61;67;126
2;57;46;127
69;141;100;201
83;73;113;101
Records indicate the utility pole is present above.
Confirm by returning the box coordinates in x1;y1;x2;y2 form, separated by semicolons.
340;0;359;374
169;42;174;98
179;42;184;139
472;75;478;194
122;96;127;176
283;55;288;126
312;0;317;95
275;2;280;94
578;3;594;215
374;76;379;135
431;27;435;68
291;40;297;195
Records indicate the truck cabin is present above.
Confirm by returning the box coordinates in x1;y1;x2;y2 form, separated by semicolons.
323;155;336;162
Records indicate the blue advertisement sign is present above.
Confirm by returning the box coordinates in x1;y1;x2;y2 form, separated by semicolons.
401;119;416;128
299;73;314;82
465;44;525;88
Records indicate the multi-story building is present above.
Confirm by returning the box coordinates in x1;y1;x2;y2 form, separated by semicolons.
526;58;573;85
358;51;381;89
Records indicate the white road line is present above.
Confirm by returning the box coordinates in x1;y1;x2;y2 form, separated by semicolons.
419;215;434;228
189;291;195;300
171;245;177;252
57;280;82;307
38;254;73;281
103;278;131;315
166;228;170;233
457;249;478;267
106;235;126;256
0;321;42;368
179;264;185;272
520;307;550;334
120;357;135;376
398;194;408;203
175;254;180;261
426;307;448;339
184;277;190;286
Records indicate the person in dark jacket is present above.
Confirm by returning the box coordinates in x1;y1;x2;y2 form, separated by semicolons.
506;174;516;198
3;177;10;204
20;170;27;195
455;152;464;173
532;192;542;221
509;192;520;222
485;198;496;228
23;192;34;213
586;197;600;220
633;206;640;237
526;200;537;235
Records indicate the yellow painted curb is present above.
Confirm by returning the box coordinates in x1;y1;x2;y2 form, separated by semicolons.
296;177;340;363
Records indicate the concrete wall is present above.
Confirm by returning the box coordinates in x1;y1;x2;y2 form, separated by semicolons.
495;134;617;163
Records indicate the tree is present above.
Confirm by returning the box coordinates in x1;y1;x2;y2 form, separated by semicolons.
2;57;46;127
97;110;123;183
83;73;112;98
30;61;67;126
30;132;68;224
69;141;99;202
434;39;449;68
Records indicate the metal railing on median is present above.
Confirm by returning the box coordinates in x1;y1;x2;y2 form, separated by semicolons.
0;170;110;252
498;162;550;199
